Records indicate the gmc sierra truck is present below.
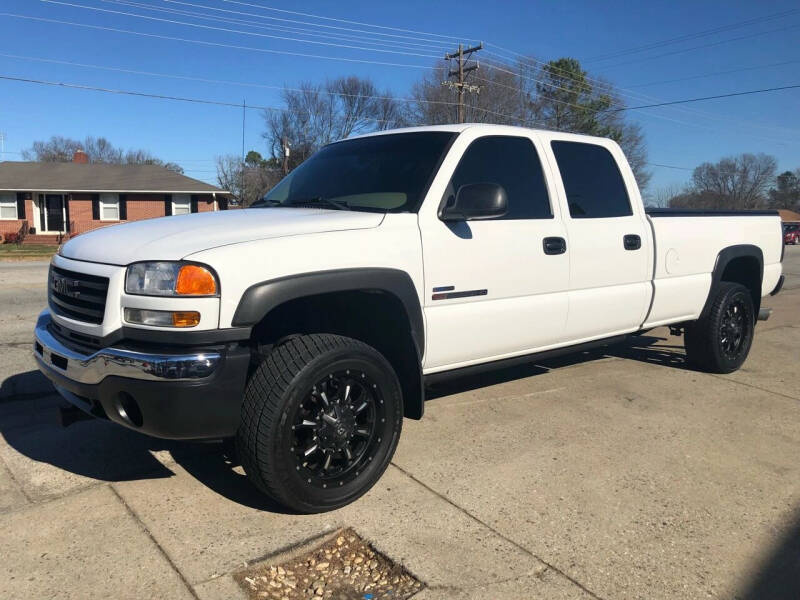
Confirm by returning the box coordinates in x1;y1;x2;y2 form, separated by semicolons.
34;124;785;513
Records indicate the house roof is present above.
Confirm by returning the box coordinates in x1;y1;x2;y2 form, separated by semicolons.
778;209;800;222
0;161;227;194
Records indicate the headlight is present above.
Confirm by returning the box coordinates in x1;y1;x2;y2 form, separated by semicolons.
125;262;218;296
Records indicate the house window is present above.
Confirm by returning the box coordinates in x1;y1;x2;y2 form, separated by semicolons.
100;193;120;221
0;193;18;220
172;194;191;215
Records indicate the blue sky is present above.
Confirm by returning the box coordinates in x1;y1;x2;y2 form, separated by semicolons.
1;0;799;192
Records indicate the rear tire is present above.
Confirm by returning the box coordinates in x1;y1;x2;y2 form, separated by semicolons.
684;282;755;374
237;334;403;513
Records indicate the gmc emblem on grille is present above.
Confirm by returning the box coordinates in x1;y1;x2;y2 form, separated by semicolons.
52;275;81;299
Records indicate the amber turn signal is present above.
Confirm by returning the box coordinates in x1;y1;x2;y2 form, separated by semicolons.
175;265;217;296
172;311;201;327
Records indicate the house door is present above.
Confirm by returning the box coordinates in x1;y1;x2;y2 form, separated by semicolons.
39;194;66;232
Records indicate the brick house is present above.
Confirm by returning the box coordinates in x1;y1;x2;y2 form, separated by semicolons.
0;152;230;243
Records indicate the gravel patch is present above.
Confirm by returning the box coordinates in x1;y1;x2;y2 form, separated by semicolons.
234;528;424;600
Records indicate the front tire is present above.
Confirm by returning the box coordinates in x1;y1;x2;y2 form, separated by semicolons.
237;334;403;513
684;282;755;374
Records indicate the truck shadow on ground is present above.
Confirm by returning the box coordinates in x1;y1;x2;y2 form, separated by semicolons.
426;334;691;400
0;370;294;513
2;335;692;505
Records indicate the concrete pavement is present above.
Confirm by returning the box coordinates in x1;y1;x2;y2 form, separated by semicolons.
1;249;798;599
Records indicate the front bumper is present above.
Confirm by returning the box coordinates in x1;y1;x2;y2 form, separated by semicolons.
34;311;251;439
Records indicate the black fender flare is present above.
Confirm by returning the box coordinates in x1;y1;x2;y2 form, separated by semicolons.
700;244;763;321
232;268;426;419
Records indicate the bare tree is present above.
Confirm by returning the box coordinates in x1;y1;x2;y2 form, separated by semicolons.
263;76;405;170
406;64;528;126
22;135;184;173
645;184;687;208
405;57;651;189
215;152;281;207
689;153;778;209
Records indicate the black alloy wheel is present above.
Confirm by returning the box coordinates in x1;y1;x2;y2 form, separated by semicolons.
718;298;747;361
237;334;402;513
289;369;386;490
684;281;755;374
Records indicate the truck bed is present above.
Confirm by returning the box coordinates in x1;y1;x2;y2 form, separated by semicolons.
642;208;783;328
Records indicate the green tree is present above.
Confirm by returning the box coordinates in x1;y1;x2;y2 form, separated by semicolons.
768;169;800;210
533;58;649;189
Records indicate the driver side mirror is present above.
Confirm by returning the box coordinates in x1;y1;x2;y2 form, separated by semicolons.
440;183;508;221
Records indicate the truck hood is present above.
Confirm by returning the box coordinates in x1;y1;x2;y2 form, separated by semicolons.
60;208;385;265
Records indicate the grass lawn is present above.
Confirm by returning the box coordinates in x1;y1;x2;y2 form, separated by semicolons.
0;244;57;260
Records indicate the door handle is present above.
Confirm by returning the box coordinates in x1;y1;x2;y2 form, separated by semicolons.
623;234;641;250
543;237;567;255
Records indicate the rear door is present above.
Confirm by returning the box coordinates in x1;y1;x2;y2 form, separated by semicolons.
547;138;652;341
418;130;570;371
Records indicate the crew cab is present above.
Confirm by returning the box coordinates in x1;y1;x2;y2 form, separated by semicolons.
34;124;785;513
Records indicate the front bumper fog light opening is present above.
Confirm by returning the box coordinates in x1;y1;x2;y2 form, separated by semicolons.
124;308;200;328
114;391;143;428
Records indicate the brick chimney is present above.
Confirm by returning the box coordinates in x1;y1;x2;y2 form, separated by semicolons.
72;149;89;164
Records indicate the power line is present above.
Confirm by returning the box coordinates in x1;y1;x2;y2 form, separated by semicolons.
7;6;798;141
0;12;436;69
623;59;800;89
646;162;693;171
101;0;453;53
475;51;800;140
162;0;467;46
587;8;800;62
604;83;800;113
43;1;442;58
0;52;468;109
218;0;479;43
0;72;521;124
0;73;290;112
596;21;800;71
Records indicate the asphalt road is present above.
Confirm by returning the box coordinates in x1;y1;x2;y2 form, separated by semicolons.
0;248;798;599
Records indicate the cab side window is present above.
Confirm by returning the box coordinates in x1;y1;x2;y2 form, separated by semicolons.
551;141;632;219
444;136;552;219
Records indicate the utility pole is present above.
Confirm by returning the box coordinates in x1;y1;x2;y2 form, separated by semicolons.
241;99;246;206
281;136;290;175
442;42;483;123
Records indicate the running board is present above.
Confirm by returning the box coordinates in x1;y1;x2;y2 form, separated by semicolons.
424;334;630;385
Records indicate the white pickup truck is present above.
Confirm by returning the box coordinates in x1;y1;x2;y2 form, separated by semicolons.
34;124;785;513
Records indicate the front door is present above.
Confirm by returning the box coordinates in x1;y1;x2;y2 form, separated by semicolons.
419;132;570;372
39;194;66;232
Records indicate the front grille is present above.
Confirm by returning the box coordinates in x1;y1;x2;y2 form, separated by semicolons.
49;265;109;325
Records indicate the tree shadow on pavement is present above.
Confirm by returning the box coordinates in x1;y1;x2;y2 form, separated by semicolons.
736;506;800;600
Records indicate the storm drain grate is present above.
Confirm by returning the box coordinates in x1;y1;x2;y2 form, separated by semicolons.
234;528;424;600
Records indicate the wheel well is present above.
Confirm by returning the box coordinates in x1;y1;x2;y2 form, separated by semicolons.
250;290;424;419
720;255;761;312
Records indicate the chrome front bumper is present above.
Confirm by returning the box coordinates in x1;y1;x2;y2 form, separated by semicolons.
34;311;221;385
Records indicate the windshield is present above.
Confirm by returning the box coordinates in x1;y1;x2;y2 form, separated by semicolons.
261;132;456;213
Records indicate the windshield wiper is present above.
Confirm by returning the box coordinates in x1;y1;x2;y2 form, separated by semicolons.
249;198;282;208
284;196;350;211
